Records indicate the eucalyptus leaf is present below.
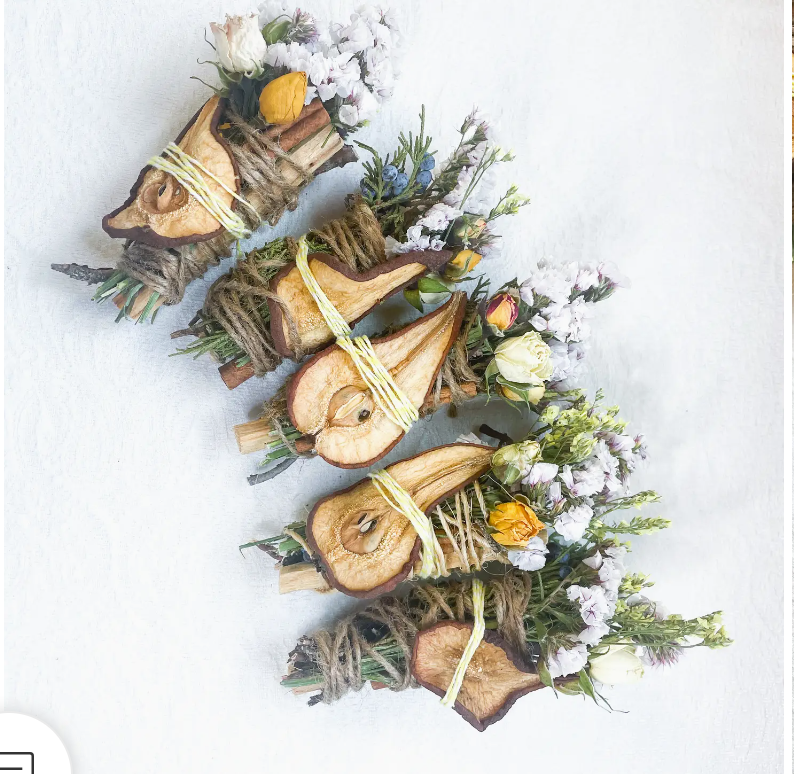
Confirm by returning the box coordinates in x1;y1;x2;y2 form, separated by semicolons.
417;275;454;294
403;288;423;312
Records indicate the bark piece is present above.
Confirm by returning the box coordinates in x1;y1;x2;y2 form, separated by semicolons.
287;292;467;468
269;250;452;358
305;443;494;597
315;144;357;175
50;264;114;285
411;621;543;731
103;96;239;247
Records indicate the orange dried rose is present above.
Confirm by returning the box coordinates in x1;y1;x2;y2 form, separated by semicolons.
488;501;544;547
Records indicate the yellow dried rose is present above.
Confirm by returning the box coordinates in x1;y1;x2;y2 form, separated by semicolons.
259;72;307;125
445;249;482;279
488;501;544;547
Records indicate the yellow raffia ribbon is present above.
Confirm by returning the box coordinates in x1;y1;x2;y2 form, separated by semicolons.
294;238;419;432
440;578;486;708
367;469;486;710
147;142;257;240
368;470;446;578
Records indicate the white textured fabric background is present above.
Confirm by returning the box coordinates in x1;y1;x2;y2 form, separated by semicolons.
4;1;785;772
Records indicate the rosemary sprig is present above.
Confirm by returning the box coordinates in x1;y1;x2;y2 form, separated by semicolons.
172;236;327;365
92;271;162;324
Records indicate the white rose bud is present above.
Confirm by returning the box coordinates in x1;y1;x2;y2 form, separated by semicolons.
588;645;645;685
494;332;553;385
338;104;360;126
211;14;267;74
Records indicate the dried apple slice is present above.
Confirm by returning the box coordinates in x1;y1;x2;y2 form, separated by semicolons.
306;443;494;597
287;292;467;468
102;95;239;247
268;249;452;357
411;621;543;731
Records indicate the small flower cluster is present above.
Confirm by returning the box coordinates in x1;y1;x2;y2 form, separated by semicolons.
210;3;399;126
475;393;725;691
354;110;529;309
390;111;529;262
481;262;626;402
519;260;626;381
473;266;622;410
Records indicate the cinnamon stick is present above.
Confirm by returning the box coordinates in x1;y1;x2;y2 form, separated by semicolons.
262;99;325;144
219;360;255;390
270;100;331;156
419;382;478;415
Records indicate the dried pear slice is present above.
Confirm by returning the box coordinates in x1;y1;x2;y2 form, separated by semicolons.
268;249;452;357
287;292;467;468
306;443;494;597
411;621;543;731
102;96;239;247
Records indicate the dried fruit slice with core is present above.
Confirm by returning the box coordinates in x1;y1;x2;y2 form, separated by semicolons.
306;443;494;597
411;621;543;731
268;249;452;357
103;96;239;247
287;292;467;468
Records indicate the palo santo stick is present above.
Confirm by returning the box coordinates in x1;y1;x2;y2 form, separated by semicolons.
289;679;395;694
234;381;480;455
279;129;344;185
279;562;333;594
275;538;505;595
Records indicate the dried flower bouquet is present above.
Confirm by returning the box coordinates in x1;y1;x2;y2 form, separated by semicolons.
271;394;729;729
52;3;400;322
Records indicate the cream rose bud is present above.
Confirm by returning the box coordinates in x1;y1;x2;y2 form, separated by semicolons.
493;441;541;467
211;14;267;73
588;645;645;685
494;332;553;385
492;441;542;485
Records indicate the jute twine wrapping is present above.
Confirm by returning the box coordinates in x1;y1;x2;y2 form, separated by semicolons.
430;294;482;409
256;388;312;458
308;572;533;704
203;197;387;377
117;109;312;305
